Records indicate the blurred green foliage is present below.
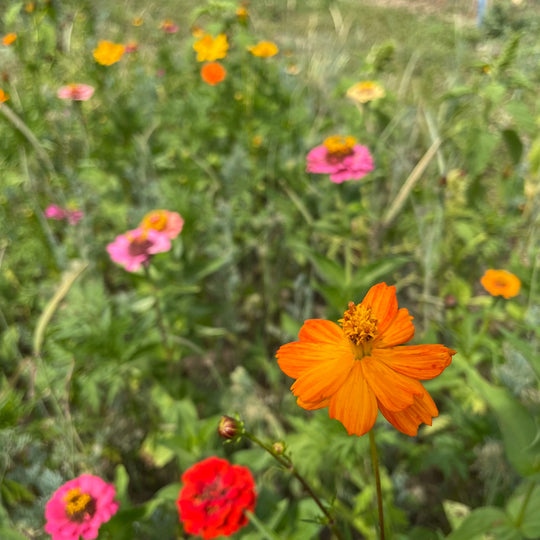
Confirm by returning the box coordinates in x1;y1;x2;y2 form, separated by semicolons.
0;0;539;538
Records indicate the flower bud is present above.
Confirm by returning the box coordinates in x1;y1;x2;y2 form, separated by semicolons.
272;441;285;455
218;415;240;440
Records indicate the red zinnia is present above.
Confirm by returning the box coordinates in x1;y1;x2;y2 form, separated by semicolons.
177;457;257;539
201;62;226;86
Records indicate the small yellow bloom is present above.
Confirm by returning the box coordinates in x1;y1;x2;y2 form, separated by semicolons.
248;41;278;58
132;16;144;26
346;81;386;104
191;25;205;38
93;40;125;66
25;2;35;13
2;33;17;46
480;270;521;299
0;89;9;104
236;5;248;22
193;34;229;62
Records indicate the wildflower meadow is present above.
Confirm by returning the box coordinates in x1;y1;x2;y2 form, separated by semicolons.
1;0;539;538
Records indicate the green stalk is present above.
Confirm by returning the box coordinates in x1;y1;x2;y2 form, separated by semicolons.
515;481;536;528
244;431;345;540
369;430;385;540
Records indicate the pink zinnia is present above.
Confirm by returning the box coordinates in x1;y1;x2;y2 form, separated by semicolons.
306;135;374;183
44;474;119;540
106;227;171;272
57;84;95;101
160;19;179;33
44;204;83;225
139;209;184;239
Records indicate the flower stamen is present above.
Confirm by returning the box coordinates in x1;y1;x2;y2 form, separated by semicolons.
339;302;378;346
63;488;96;522
323;135;356;157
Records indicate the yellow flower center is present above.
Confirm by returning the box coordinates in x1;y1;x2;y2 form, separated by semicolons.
142;211;167;231
339;302;378;357
323;135;356;157
63;488;96;522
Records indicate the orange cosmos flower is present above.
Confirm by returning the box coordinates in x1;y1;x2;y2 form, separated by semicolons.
248;41;278;58
276;282;456;437
201;62;226;86
2;33;17;46
0;89;9;104
480;269;521;299
93;40;125;66
193;34;228;62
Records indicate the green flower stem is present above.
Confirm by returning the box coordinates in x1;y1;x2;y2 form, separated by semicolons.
143;266;173;360
369;430;385;540
244;431;345;540
515;481;536;528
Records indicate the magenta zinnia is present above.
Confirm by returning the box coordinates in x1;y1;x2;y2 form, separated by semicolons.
306;135;374;183
106;228;171;272
44;474;119;540
177;457;257;539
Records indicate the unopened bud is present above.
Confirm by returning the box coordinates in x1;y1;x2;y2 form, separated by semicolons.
272;441;285;455
218;415;240;440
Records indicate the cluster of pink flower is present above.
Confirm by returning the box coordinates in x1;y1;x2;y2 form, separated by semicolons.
44;204;84;225
106;209;184;272
45;457;256;540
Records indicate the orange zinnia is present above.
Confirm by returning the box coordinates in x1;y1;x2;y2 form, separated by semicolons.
201;62;226;85
480;269;521;299
276;282;456;437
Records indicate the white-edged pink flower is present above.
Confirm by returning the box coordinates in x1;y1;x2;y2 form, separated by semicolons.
57;84;95;101
306;135;374;183
106;227;171;272
44;474;119;540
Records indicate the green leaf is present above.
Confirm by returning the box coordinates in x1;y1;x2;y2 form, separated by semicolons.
502;129;523;165
0;527;28;540
445;507;511;540
506;483;540;539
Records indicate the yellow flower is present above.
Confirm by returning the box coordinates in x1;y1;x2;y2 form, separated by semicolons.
191;25;205;38
0;89;9;104
93;41;125;66
236;5;248;22
248;41;278;58
25;2;35;13
346;81;386;104
2;33;17;46
193;34;229;62
132;16;144;26
480;270;521;299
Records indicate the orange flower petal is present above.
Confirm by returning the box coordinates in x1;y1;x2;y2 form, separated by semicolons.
299;319;344;343
378;386;438;436
375;307;415;348
277;340;351;379
297;397;331;410
360;282;398;336
290;348;353;403
362;355;424;411
328;363;378;436
374;344;455;380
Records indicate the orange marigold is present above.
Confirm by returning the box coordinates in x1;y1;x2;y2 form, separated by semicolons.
2;33;17;46
276;282;456;437
480;269;521;299
0;89;9;104
201;62;226;86
248;41;278;58
93;40;125;66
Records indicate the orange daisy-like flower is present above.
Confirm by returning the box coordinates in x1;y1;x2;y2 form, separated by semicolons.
276;283;456;437
248;41;278;58
2;33;17;46
193;34;229;62
0;89;9;104
201;62;226;86
93;40;125;66
480;269;521;299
